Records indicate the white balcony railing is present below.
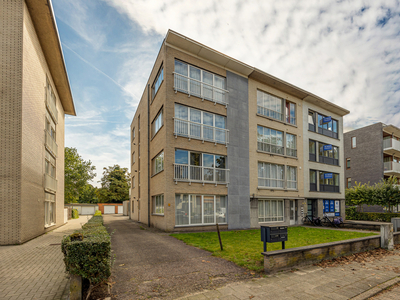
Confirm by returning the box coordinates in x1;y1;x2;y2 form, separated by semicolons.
44;173;57;192
46;90;58;123
257;105;283;122
174;118;229;145
384;161;400;174
174;163;229;184
45;130;58;157
173;73;229;106
384;138;400;152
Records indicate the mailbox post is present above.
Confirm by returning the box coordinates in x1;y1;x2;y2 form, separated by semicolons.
261;225;288;252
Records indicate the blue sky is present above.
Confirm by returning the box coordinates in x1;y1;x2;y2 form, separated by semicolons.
53;0;400;186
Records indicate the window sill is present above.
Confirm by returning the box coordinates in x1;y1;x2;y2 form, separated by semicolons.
308;160;341;167
258;187;298;192
152;213;164;217
151;124;164;141
308;129;340;140
257;150;298;160
309;190;341;193
258;220;285;224
151;169;164;178
45;223;55;229
256;113;297;128
175;223;227;228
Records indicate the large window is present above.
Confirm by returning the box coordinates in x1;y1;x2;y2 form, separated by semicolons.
317;113;338;138
310;170;317;191
286;134;297;157
132;127;135;141
152;108;163;137
46;78;58;123
347;178;351;189
152;151;164;175
346;158;350;169
309;140;316;161
174;104;227;144
351;137;356;148
152;66;163;99
153;194;164;215
258;162;285;188
45;192;55;226
319;172;340;192
318;142;339;166
258;200;284;222
287;166;297;189
257;90;284;122
286;102;296;125
308;111;316;132
174;60;227;105
257;125;283;154
175;194;227;226
174;150;228;183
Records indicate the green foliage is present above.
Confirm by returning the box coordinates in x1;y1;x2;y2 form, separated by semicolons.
345;207;400;222
71;209;79;219
78;184;98;204
96;165;130;203
94;210;102;216
65;147;96;204
171;227;377;272
61;215;111;286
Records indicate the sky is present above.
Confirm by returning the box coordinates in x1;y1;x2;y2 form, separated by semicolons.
52;0;400;186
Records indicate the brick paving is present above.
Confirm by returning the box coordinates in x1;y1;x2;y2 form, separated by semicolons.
0;216;91;300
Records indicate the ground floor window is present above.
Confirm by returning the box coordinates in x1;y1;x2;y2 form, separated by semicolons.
175;194;227;226
45;192;55;226
153;194;164;215
258;199;284;222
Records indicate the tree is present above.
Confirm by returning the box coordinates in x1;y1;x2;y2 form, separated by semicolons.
78;184;98;204
65;147;96;203
96;165;130;203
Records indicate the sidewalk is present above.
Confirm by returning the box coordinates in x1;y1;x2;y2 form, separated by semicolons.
0;216;91;300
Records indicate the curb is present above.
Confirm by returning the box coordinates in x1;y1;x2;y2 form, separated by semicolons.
351;276;400;300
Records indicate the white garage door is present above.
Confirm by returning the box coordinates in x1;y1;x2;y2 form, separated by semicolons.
81;206;95;215
104;206;115;214
117;206;123;214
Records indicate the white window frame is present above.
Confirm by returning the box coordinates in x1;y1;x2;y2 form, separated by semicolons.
258;162;285;188
286;166;297;189
152;66;164;100
258;199;284;223
257;90;284;122
152;108;163;137
286;101;296;125
351;136;356;148
153;194;164;215
45;192;55;227
152;151;164;175
286;133;297;157
257;125;284;155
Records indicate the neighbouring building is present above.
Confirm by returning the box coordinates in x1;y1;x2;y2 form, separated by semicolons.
344;123;400;212
130;30;349;231
0;0;76;245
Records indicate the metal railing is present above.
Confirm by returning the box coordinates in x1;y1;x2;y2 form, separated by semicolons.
384;161;400;173
286;116;296;125
286;148;297;157
44;173;57;192
384;138;400;151
174;164;229;184
174;118;229;145
173;73;229;106
257;141;284;155
257;178;285;188
46;90;58;123
45;130;58;157
257;105;283;122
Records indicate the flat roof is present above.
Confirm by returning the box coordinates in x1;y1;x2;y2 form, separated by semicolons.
165;30;350;117
25;0;76;116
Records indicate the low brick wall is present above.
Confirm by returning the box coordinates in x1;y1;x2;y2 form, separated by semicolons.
263;235;381;274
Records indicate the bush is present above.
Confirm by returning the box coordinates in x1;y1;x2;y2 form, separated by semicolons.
71;209;79;219
345;207;399;222
94;210;102;216
62;214;111;290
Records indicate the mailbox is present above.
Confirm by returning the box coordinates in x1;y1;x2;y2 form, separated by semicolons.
261;225;288;252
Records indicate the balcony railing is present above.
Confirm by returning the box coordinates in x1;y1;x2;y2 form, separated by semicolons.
257;141;284;155
383;138;400;154
46;90;58;123
44;173;57;192
257;105;283;122
174;164;229;184
384;161;400;174
45;130;58;157
173;73;229;106
174;118;229;145
286;148;297;157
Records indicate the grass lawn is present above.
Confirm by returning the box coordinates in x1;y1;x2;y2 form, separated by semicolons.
170;227;378;272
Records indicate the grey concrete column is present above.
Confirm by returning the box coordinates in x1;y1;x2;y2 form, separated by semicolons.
380;223;394;250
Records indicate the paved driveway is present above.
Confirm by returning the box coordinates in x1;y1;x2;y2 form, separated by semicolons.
0;216;90;300
104;215;254;299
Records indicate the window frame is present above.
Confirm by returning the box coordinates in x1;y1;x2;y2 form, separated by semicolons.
258;162;285;189
153;194;164;215
286;166;297;190
257;90;284;122
346;158;351;169
309;169;317;191
351;136;357;148
132;127;135;141
152;65;164;101
286;133;297;157
44;192;55;227
347;177;351;189
152;107;163;138
318;142;339;166
286;101;296;125
258;199;284;223
257;125;284;155
152;151;164;176
319;171;340;193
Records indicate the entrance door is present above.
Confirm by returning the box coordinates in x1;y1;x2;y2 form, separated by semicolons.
290;200;296;225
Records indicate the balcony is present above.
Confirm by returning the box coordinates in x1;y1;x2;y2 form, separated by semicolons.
174;164;229;185
46;90;58;123
384;161;400;176
383;138;400;157
174;118;229;145
44;174;57;192
173;73;229;106
45;130;58;157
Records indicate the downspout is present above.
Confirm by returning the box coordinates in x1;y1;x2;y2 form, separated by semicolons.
147;84;151;227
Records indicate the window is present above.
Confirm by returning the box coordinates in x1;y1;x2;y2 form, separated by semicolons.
258;200;284;222
132;176;135;189
286;166;297;189
174;150;227;183
175;194;227;226
286;134;297;157
174;60;227;105
45;112;56;140
318;142;339;165
346;158;350;169
132;152;135;165
153;194;164;215
258;162;284;188
347;178;351;189
317;114;338;138
152;151;164;175
257;125;284;154
309;140;316;161
152;108;163;137
310;170;317;191
174;104;227;144
351;137;356;148
286;102;296;125
45;192;55;226
257;90;284;122
308;111;315;132
319;172;340;192
152;66;163;99
132;127;135;141
307;200;316;217
46;78;58;123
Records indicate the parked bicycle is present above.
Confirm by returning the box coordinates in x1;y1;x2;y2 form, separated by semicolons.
302;215;322;226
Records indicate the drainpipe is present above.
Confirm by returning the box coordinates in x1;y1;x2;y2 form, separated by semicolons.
147;84;151;227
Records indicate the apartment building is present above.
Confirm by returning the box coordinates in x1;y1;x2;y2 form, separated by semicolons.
130;30;349;231
0;0;76;245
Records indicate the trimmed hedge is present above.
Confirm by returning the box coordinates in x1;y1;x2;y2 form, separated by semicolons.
346;207;399;222
71;208;79;219
94;210;102;216
62;215;111;285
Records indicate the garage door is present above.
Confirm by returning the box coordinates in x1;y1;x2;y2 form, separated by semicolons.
117;206;123;214
104;206;115;214
81;206;95;215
